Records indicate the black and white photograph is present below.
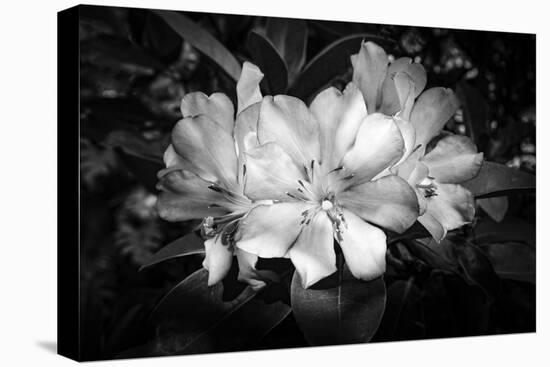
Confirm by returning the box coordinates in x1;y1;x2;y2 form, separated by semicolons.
55;3;539;361
3;1;545;366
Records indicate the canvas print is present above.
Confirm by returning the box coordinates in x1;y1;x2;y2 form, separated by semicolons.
58;4;535;361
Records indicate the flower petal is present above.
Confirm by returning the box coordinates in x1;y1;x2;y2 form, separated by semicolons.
235;248;279;290
380;63;424;119
393;155;430;216
388;58;427;99
172;115;238;188
339;210;386;281
421;134;484;183
181;92;234;134
203;236;233;286
309;83;367;169
393;115;416;165
410;87;460;148
352;41;388;113
257;95;321;166
156;169;230;221
236;62;264;115
339;175;419;233
243;142;307;201
289;212;337;288
236;202;311;258
418;214;446;242
422;183;476;241
234;102;261;185
341;113;405;183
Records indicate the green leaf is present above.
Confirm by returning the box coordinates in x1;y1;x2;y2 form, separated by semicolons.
140;233;205;271
247;30;288;94
141;268;290;356
460;161;535;198
265;18;308;85
288;34;392;101
480;242;535;284
290;267;386;346
153;10;242;81
478;196;508;222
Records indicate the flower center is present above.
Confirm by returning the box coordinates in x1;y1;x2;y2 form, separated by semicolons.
417;177;438;198
321;200;333;211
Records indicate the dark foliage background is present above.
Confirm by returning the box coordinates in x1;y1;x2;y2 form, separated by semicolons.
78;5;535;360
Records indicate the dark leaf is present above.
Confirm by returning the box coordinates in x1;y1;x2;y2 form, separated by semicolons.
455;242;501;297
265;18;308;84
80;36;164;76
388;221;430;244
456;81;490;147
289;34;392;100
290;267;386;346
403;239;459;271
139;232;205;271
474;216;535;248
153;10;242;81
104;130;167;191
478;196;508;222
119;269;290;356
460;161;535;198
374;278;425;341
480;242;535;284
247;30;288;94
105;130;167;164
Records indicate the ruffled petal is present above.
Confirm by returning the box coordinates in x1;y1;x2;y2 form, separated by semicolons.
393;156;430;216
163;144;187;168
418;214;446;242
289;212;337;288
156;169;230;221
341;113;405;183
339;210;386;281
422;183;476;241
203;236;233;286
181;92;235;134
394;115;416;165
410;87;460;149
243;142;307;201
236;202;311;258
257;95;321;166
172;115;239;188
388;58;426;98
380;64;424;119
352;41;388;113
309;83;367;170
421;134;484;183
234;102;261;186
234;103;261;155
235;248;279;290
236;62;264;115
339;175;419;233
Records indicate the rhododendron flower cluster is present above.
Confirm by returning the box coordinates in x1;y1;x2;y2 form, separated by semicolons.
156;42;483;289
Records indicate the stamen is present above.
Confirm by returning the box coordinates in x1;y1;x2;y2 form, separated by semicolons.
411;144;423;154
